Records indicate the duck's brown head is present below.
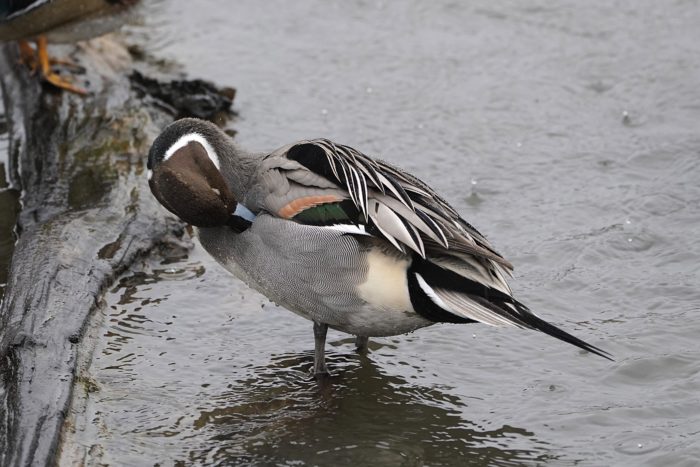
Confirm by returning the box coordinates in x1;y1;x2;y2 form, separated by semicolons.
147;118;238;227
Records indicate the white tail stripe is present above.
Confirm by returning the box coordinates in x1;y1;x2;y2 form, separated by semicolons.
164;133;221;170
438;289;519;327
415;273;453;313
415;272;517;327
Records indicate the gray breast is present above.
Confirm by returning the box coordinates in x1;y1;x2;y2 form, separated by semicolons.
198;215;370;329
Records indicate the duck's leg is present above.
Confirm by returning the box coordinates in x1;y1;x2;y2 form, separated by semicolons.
18;41;80;73
313;321;329;375
36;35;87;95
18;40;37;72
355;335;369;353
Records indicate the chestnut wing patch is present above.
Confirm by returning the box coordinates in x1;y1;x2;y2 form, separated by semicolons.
278;194;345;219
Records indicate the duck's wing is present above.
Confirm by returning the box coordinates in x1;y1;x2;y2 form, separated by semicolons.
248;138;511;268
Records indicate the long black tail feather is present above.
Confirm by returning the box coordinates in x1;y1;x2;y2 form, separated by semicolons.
513;302;614;361
411;257;614;360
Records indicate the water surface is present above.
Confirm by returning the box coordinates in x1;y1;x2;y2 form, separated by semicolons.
67;1;700;465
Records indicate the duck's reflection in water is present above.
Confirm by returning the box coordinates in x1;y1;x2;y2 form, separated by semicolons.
188;352;554;466
85;244;555;466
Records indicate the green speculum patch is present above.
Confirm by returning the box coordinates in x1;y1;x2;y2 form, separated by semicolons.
292;199;361;226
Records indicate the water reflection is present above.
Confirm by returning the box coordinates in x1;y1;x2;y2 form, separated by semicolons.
72;241;554;466
190;354;554;466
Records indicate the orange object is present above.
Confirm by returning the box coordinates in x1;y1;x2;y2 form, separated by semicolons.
35;35;87;95
278;194;344;218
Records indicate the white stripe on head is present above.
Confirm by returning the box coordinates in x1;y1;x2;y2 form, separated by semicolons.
163;133;221;170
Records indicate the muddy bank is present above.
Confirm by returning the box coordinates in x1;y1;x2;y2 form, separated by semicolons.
0;36;232;466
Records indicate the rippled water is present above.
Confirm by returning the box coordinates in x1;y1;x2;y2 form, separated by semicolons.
66;1;700;465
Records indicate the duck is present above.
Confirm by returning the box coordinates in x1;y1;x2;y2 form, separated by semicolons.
0;0;140;94
147;118;612;375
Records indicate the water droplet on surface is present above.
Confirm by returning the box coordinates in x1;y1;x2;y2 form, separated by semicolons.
471;178;477;185
321;108;328;115
622;110;631;125
516;142;522;148
615;435;661;455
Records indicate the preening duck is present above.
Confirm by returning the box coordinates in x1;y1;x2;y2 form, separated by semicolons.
147;118;612;375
